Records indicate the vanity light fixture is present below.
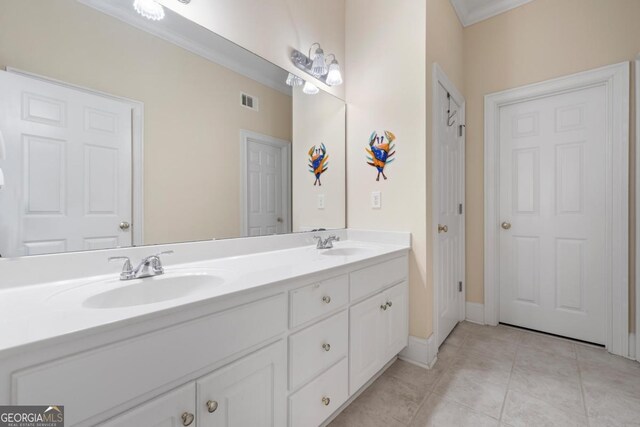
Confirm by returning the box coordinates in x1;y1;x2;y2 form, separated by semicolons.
286;72;304;87
290;43;343;87
133;0;165;21
303;81;320;95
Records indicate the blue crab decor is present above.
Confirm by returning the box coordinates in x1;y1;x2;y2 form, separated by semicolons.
366;130;396;181
308;143;329;186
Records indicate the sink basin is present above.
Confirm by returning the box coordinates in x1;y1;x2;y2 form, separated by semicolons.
83;273;224;309
321;247;376;257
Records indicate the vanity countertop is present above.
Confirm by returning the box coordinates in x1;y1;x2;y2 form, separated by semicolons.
0;238;409;356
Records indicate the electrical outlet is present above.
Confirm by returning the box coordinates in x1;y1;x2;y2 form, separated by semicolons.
317;194;325;209
371;191;381;209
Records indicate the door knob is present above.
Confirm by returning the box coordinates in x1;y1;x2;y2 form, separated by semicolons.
438;224;448;233
277;217;283;223
501;222;512;230
119;221;130;231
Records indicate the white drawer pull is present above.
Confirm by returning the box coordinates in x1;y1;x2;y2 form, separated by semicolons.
322;343;331;352
322;396;331;406
322;295;332;304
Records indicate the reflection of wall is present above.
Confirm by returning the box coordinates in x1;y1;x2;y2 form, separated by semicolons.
0;0;292;245
292;87;346;231
157;0;346;100
345;0;428;339
463;0;640;330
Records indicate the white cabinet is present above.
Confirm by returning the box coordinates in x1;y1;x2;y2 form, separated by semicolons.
349;281;408;394
99;383;196;427
196;341;286;427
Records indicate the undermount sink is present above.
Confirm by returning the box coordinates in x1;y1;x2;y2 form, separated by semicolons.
321;247;376;257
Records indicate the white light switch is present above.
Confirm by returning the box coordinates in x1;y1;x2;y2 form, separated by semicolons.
371;191;381;209
317;194;325;209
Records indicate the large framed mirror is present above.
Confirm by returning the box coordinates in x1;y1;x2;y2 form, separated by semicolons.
0;0;346;258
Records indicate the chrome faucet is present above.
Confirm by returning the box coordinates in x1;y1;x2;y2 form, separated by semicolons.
314;235;340;249
109;251;174;280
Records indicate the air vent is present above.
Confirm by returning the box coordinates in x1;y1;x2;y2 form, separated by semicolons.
240;92;259;111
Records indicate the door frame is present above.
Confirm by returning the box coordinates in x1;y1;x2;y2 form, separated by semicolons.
432;63;466;347
6;67;145;246
635;54;640;361
484;62;630;356
239;129;291;236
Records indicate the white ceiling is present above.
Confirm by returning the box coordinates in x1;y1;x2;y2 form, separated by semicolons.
450;0;535;27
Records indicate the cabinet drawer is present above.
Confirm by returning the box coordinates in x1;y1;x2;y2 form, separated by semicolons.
289;310;348;390
288;358;348;427
12;294;287;426
350;256;407;302
290;274;348;327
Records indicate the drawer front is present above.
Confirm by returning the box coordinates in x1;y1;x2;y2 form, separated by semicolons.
288;358;348;427
12;294;287;426
289;310;348;390
350;256;408;302
290;274;348;327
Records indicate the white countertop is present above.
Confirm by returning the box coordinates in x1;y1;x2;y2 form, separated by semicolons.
0;238;409;355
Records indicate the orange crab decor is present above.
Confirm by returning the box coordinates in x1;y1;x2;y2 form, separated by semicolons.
308;143;329;186
366;130;396;181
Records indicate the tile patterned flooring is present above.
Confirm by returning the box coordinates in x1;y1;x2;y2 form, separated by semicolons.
329;321;640;426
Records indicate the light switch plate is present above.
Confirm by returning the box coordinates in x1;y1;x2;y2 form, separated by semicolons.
371;191;381;209
317;194;325;209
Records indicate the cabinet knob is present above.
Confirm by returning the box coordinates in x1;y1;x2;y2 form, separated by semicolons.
322;343;331;352
322;396;331;406
206;400;218;413
380;304;388;311
181;412;195;426
386;301;393;308
322;295;331;304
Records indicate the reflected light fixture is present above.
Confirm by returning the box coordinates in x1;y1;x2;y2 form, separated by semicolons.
133;0;165;21
290;43;343;87
285;72;304;87
324;54;343;86
302;81;319;95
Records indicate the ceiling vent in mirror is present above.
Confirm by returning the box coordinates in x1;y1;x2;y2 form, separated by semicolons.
241;92;259;112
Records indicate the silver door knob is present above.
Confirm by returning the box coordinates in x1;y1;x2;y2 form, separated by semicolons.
501;222;512;230
181;412;194;426
438;224;448;233
206;400;218;413
119;221;130;231
277;217;283;223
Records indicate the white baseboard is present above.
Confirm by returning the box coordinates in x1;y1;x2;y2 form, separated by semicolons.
465;302;485;325
399;335;438;368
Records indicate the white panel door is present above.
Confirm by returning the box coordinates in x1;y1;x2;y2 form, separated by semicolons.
246;139;285;236
0;71;132;257
435;82;464;346
99;383;196;427
383;281;409;361
196;341;286;427
499;84;607;344
349;291;385;394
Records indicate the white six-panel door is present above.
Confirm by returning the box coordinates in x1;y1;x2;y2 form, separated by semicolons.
0;71;133;257
498;85;607;344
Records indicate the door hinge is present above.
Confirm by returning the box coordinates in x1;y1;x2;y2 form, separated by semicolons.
459;124;465;137
458;281;463;292
458;203;463;215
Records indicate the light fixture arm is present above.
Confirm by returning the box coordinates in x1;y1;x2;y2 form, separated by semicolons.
308;42;322;59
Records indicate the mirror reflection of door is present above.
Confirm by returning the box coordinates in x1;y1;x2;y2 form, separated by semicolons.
0;71;135;257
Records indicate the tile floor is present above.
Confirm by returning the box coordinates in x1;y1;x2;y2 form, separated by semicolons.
329;321;640;426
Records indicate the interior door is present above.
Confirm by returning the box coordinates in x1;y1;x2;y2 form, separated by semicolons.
0;70;133;257
435;82;464;346
498;84;607;344
246;138;285;236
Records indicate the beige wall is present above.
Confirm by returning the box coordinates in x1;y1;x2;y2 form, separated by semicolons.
0;0;292;245
292;87;346;231
463;0;640;329
345;0;428;338
158;0;346;100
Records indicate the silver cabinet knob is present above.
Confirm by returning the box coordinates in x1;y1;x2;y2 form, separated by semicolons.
380;304;388;311
386;301;393;308
119;221;130;231
206;400;218;413
438;224;448;233
322;296;331;304
181;412;194;426
322;396;331;406
501;221;512;230
322;343;331;352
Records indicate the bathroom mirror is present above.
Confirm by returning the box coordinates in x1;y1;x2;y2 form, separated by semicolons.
0;0;346;258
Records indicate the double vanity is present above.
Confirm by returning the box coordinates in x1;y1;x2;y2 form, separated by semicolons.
0;230;410;426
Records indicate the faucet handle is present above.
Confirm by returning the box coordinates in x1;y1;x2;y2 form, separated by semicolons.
156;250;174;256
108;256;133;279
151;250;174;272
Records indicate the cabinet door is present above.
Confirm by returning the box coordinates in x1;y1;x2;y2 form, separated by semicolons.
383;281;409;361
349;292;386;394
99;383;196;427
197;341;286;427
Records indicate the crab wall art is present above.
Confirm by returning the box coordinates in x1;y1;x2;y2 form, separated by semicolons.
308;143;329;186
366;130;396;181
